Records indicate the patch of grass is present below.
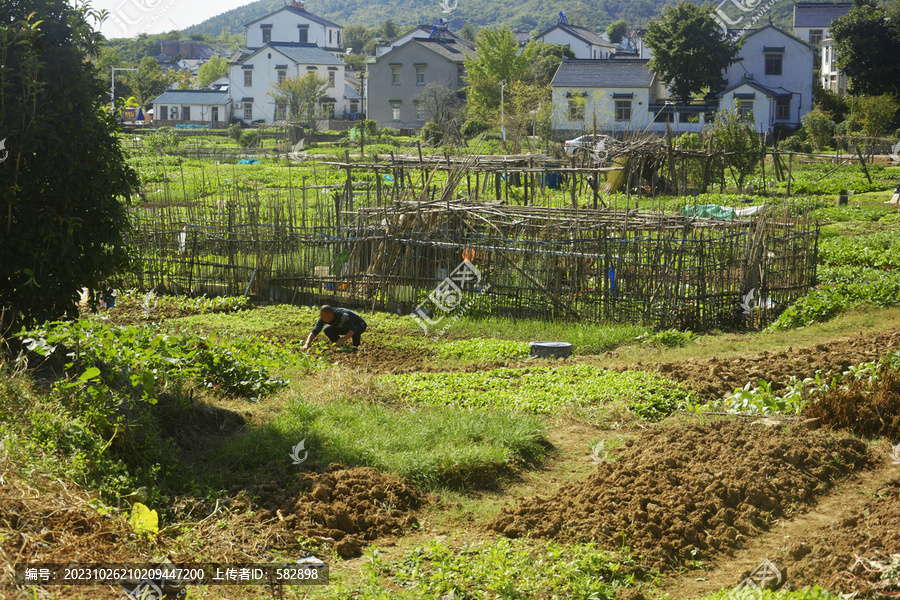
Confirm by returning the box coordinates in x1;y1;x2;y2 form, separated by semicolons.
699;586;840;600
322;538;644;599
381;365;697;420
638;329;698;348
219;398;547;489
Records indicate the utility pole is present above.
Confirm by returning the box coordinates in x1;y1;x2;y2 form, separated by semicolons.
500;79;506;143
111;67;139;112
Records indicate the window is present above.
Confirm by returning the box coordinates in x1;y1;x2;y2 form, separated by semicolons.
681;112;700;123
615;100;632;121
299;26;309;43
277;70;286;83
182;106;190;121
809;29;823;45
275;102;287;121
337;31;341;46
329;30;332;45
653;111;673;123
244;104;253;120
415;103;425;121
391;102;401;120
776;97;791;121
322;102;335;118
244;70;253;87
328;71;335;88
391;65;401;85
159;106;167;120
262;28;271;43
457;66;465;85
738;100;753;120
568;98;584;120
765;54;782;75
415;65;426;85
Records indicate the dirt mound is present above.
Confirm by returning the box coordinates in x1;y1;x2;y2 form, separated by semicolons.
775;475;900;594
806;368;900;439
489;421;871;571
258;465;424;558
651;330;900;398
323;341;434;373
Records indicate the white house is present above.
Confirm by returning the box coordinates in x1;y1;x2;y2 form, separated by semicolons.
536;13;618;59
820;37;848;95
792;2;852;46
228;42;348;123
244;0;344;56
551;60;677;135
152;90;232;127
720;25;815;130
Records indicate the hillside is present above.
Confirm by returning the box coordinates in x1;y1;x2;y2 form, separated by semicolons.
186;0;718;38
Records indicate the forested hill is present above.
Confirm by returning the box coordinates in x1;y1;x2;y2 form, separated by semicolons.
185;0;796;39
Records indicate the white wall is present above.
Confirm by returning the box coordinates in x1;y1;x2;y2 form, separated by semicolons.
537;29;612;59
246;9;342;51
724;27;814;126
718;86;774;132
552;87;654;133
153;102;231;125
228;47;347;123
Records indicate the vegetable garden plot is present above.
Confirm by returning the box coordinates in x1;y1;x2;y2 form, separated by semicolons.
121;161;818;331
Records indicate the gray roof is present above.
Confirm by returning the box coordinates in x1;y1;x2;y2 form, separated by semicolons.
239;43;346;66
344;83;361;100
793;2;853;27
152;90;231;105
409;38;476;63
718;79;787;98
245;6;342;29
551;59;654;88
540;24;616;48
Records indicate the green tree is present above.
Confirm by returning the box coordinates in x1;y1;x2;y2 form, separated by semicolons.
801;108;835;150
268;72;329;126
344;25;373;53
198;56;228;88
133;56;174;109
710;104;763;190
459;22;477;41
830;0;900;96
848;94;900;137
381;19;399;40
644;1;741;103
607;20;627;45
465;27;536;117
0;0;138;332
522;42;575;87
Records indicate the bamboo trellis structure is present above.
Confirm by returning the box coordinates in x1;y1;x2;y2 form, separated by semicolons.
120;150;819;330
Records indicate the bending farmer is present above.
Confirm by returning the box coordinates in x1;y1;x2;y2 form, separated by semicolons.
301;305;368;352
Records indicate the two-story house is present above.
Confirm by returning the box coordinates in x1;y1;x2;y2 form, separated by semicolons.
227;42;349;123
366;25;475;131
719;25;815;130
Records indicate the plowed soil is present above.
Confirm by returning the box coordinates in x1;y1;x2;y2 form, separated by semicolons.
323;341;434;373
256;465;425;558
489;421;871;572
649;330;900;398
776;475;900;594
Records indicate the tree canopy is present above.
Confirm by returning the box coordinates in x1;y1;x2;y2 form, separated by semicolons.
0;0;138;332
644;1;741;103
268;72;329;124
198;56;229;88
465;27;536;115
830;0;900;97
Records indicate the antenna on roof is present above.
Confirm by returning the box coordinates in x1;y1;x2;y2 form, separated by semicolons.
558;11;569;25
430;18;449;41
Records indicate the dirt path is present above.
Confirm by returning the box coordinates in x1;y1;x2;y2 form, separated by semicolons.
665;454;899;598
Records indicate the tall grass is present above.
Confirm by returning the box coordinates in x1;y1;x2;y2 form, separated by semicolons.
219;399;547;489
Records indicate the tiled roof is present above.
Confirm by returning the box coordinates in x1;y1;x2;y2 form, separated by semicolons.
411;38;476;62
551;59;654;88
541;24;617;48
793;2;853;27
239;43;346;66
151;90;231;105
